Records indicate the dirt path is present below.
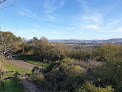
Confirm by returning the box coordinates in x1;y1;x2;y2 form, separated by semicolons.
6;56;45;92
6;55;44;70
20;75;42;92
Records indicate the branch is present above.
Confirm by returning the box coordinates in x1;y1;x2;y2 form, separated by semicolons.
0;1;16;11
0;0;6;4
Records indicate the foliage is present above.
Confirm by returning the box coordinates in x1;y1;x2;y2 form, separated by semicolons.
30;73;46;89
1;32;121;92
63;75;88;92
75;81;114;92
44;67;67;91
18;55;51;67
43;62;60;73
31;58;88;91
59;63;86;76
95;58;122;91
25;37;66;62
94;43;122;62
61;58;74;64
66;49;92;61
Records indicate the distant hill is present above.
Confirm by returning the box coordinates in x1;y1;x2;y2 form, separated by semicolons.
50;38;122;43
107;38;122;42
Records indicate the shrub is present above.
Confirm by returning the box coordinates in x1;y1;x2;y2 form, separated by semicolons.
63;75;88;92
115;81;122;92
30;73;46;89
43;62;60;74
59;63;86;76
75;81;114;92
61;58;74;64
31;66;39;74
94;43;122;62
44;58;87;91
45;68;67;91
95;59;122;91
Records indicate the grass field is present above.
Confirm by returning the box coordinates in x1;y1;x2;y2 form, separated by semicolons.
18;55;51;67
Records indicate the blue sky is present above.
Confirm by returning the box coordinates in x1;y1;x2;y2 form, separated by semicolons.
0;0;122;40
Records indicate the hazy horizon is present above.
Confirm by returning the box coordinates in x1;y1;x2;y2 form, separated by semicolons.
31;37;122;41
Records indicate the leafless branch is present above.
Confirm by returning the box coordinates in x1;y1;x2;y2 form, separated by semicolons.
0;1;16;11
0;0;6;4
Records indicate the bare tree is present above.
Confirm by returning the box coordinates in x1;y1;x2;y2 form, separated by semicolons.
0;29;17;87
0;0;16;87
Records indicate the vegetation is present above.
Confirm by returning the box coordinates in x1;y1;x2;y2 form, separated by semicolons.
75;81;114;92
0;78;24;92
18;55;51;67
30;43;122;92
0;31;121;92
5;62;31;74
0;61;29;91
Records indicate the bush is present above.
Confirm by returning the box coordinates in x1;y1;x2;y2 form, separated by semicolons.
61;58;74;64
63;75;88;92
44;58;87;91
59;63;86;76
45;68;67;91
94;43;122;62
31;66;39;74
95;59;122;91
75;81;114;92
30;73;46;89
43;62;60;74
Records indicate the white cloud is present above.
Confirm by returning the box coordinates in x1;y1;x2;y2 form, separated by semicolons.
82;13;103;24
18;9;37;18
18;9;55;22
48;15;55;21
39;15;55;22
82;25;102;30
105;20;120;27
116;28;122;32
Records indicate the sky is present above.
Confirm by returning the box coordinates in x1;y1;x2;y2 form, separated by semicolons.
0;0;122;40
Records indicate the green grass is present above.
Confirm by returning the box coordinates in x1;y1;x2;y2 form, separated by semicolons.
3;72;14;79
0;60;31;92
18;55;51;67
0;78;24;92
5;61;31;74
